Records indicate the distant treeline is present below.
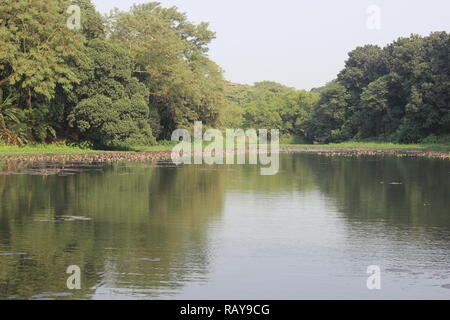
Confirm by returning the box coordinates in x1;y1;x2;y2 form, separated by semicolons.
0;1;449;149
224;32;450;144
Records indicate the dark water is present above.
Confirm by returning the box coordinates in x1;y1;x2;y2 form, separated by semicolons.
0;153;450;300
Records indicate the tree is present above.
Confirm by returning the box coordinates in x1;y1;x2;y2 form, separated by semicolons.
68;94;155;149
307;32;450;144
280;90;320;139
67;39;155;148
402;32;450;140
219;103;243;129
239;85;319;141
358;76;390;138
338;44;386;102
304;82;351;143
108;3;225;139
72;0;105;40
0;0;84;101
224;83;257;107
0;0;85;142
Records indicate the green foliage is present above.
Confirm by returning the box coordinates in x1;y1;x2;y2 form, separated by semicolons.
0;1;225;149
421;134;439;144
303;82;351;143
68;140;94;150
305;32;450;144
72;0;105;40
0;0;86;144
225;82;319;141
337;45;386;101
358;76;390;138
0;0;84;99
219;103;243;129
0;1;448;148
225;83;258;107
68;94;155;149
108;3;226;139
0;88;28;145
64;39;156;148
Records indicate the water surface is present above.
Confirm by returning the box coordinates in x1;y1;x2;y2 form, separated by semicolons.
0;153;449;299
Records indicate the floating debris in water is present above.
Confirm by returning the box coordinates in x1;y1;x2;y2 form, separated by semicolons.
29;292;73;300
441;284;450;289
57;216;92;221
0;166;100;176
282;146;450;161
2;147;448;174
136;258;161;262
35;216;92;222
0;252;27;256
0;151;173;172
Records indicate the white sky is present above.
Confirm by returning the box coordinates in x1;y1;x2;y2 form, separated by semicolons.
92;0;450;90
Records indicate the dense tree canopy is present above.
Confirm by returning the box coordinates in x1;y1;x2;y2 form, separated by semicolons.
304;32;450;144
0;0;84;143
108;3;225;139
225;32;448;145
222;82;319;143
66;39;155;148
0;0;225;148
0;0;448;147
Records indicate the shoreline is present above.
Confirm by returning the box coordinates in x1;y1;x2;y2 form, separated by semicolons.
281;146;450;160
0;144;449;167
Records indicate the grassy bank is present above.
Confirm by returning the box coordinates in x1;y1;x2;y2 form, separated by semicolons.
130;141;450;153
281;142;450;152
0;144;175;156
0;144;101;156
1;141;449;157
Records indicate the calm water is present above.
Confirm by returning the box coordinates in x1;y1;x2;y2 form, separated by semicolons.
0;153;450;300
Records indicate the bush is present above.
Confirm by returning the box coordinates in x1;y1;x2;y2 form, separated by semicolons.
67;140;94;150
421;134;439;144
280;134;308;144
395;119;424;143
68;95;156;149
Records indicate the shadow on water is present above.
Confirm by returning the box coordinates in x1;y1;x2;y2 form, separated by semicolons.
0;162;225;299
0;154;450;299
298;153;450;227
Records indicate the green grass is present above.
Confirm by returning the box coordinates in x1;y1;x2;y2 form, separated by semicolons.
0;142;178;156
1;140;450;157
0;143;109;156
281;141;450;152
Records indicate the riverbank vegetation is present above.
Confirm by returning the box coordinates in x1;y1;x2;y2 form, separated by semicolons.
223;32;449;145
1;141;449;158
0;1;449;152
1;0;224;149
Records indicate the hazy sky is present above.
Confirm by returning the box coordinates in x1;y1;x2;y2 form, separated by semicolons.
92;0;450;90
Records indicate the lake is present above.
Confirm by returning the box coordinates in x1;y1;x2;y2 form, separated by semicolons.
0;153;450;299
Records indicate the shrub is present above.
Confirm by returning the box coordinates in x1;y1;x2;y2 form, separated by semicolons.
68;95;156;149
